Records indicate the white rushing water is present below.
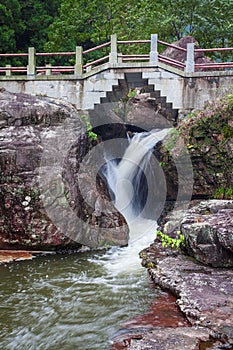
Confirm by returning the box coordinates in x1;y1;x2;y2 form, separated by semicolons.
102;128;170;274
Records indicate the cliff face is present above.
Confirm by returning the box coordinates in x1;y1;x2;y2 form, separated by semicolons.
153;94;233;267
0;89;128;250
158;93;233;199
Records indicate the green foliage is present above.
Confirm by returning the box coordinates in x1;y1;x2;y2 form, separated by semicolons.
0;0;60;61
147;262;155;268
163;129;180;152
224;93;233;111
120;88;138;103
157;230;185;249
214;186;233;200
0;0;23;54
143;0;233;58
1;0;232;64
87;131;98;141
17;0;60;53
80;115;98;141
45;0;233;55
45;0;150;52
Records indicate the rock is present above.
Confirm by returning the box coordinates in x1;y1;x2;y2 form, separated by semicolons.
89;103;127;141
129;327;212;350
111;292;190;349
136;200;233;348
0;249;55;264
158;200;233;267
161;36;212;70
182;204;233;267
139;243;233;349
0;89;128;250
157;94;233;199
89;91;175;137
125;94;172;130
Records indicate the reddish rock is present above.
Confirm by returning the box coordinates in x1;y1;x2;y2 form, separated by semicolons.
111;292;189;350
0;89;128;250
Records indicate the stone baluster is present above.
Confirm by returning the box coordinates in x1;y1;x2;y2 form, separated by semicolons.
27;47;36;76
74;46;83;76
150;34;158;65
185;43;195;73
109;34;118;64
45;64;52;76
5;65;12;76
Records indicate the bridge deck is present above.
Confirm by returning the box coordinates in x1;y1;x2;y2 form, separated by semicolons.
0;35;233;111
1;61;233;82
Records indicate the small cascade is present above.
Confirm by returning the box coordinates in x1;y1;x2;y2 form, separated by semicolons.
101;128;170;273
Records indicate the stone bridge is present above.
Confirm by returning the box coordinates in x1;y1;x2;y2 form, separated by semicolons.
0;34;233;114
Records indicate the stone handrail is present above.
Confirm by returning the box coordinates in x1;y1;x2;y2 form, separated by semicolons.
0;34;233;77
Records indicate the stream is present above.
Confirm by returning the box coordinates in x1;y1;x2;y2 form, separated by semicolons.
0;246;159;350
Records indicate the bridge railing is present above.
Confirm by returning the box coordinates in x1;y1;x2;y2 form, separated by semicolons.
157;40;187;70
0;34;233;77
194;47;233;70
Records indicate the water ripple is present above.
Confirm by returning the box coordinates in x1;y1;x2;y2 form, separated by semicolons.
0;251;157;350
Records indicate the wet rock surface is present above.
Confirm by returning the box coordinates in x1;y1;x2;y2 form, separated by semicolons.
138;249;233;349
0;249;55;263
136;200;233;350
110;292;190;350
129;327;212;350
0;89;128;250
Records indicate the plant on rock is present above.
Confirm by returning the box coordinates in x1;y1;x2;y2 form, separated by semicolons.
80;115;98;141
156;230;185;249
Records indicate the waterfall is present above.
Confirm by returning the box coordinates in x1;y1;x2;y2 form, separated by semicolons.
103;128;170;248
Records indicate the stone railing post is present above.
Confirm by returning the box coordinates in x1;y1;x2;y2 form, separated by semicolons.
27;47;36;76
109;34;118;64
150;34;158;65
74;46;83;76
185;43;195;73
5;65;12;76
45;64;52;76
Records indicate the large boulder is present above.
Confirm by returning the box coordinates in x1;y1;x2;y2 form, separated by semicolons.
181;200;233;267
89;92;175;137
161;36;212;70
158;200;233;267
0;89;128;250
125;93;172;130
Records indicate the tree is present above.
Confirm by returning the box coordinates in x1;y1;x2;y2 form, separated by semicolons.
0;0;23;53
45;0;162;50
17;0;60;52
45;0;233;57
1;0;232;57
141;0;233;48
